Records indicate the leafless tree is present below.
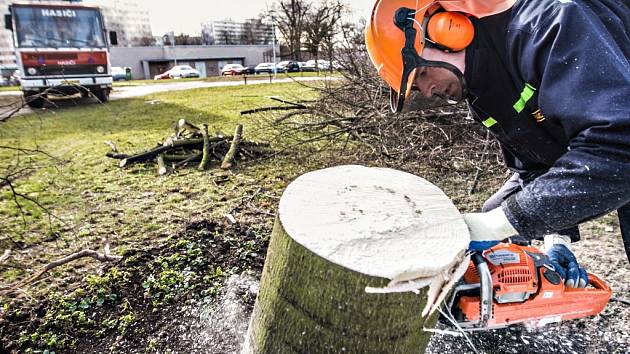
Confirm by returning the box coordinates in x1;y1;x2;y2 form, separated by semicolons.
175;33;202;45
218;29;236;45
241;18;273;45
251;22;504;197
271;0;310;61
137;35;156;46
304;0;345;66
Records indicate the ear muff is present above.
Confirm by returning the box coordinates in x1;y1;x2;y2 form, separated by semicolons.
426;12;474;52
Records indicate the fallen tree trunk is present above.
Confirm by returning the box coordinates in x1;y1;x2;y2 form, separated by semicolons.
243;165;470;353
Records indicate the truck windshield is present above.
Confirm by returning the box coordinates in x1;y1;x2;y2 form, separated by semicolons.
13;6;106;48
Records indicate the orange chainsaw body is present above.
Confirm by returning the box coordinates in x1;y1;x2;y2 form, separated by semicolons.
454;243;611;329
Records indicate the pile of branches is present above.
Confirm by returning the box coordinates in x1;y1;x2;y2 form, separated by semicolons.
106;120;271;175
252;24;504;187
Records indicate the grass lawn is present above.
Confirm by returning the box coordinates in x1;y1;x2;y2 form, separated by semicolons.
0;81;323;282
0;86;20;92
1;75;627;354
114;71;330;87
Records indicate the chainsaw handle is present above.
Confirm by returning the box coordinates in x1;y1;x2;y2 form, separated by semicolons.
587;273;611;291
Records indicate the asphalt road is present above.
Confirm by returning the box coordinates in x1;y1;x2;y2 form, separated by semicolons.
0;76;335;116
111;76;332;100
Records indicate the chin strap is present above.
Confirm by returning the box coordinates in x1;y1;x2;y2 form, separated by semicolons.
391;7;468;113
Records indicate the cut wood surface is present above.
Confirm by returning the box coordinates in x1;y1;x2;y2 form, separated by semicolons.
243;165;470;353
280;164;470;279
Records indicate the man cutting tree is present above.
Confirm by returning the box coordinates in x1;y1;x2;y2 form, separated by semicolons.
365;0;630;287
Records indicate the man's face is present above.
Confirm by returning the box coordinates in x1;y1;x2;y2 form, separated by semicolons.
412;65;463;101
410;47;466;102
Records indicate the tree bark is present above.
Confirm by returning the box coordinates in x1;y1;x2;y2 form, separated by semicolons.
243;165;470;353
199;124;211;170
221;124;243;169
178;118;201;135
157;154;167;175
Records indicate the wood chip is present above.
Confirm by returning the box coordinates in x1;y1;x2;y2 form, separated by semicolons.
225;213;237;224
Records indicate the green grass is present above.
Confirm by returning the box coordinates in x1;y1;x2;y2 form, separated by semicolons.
114;71;329;87
0;81;322;283
0;86;20;92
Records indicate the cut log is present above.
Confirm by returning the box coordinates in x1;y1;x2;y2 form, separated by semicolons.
105;152;129;159
198;124;211;170
157;154;167;175
243;165;470;353
178;118;201;135
221;124;243;169
119;138;214;167
163;153;202;162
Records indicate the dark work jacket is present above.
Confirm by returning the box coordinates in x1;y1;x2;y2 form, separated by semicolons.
463;0;630;262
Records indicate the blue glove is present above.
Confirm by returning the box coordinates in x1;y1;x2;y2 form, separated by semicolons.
546;244;588;288
468;240;500;251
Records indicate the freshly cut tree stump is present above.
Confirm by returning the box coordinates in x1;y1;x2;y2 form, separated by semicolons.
243;165;469;353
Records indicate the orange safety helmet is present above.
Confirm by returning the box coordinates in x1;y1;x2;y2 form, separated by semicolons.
365;0;514;112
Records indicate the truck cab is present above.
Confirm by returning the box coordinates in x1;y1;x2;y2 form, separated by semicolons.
5;3;113;108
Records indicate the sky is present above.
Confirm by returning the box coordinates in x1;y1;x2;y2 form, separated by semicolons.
136;0;372;36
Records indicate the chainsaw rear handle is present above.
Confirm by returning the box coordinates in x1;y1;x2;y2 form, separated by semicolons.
586;273;611;291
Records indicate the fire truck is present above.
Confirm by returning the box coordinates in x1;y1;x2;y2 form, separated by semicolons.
4;2;112;108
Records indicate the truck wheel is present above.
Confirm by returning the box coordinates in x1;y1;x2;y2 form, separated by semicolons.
24;92;45;109
93;88;110;103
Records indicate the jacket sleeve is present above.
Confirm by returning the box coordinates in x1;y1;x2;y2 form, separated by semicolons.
501;1;630;239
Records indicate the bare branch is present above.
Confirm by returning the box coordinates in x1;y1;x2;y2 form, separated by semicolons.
0;247;122;292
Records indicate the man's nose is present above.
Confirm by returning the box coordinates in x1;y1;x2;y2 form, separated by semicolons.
415;79;434;98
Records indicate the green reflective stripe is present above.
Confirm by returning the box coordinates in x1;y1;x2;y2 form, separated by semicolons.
513;83;536;113
482;117;497;128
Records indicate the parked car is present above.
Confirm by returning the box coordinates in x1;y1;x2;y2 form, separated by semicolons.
221;64;245;76
277;60;301;73
153;65;200;80
153;70;171;80
254;62;277;74
169;65;200;78
302;60;331;72
236;65;256;75
111;66;127;81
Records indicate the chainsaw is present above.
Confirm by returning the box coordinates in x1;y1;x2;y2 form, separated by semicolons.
444;243;612;330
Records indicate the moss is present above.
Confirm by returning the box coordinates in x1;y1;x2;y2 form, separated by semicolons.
247;216;437;353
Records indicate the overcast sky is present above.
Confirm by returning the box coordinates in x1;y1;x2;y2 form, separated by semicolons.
136;0;371;36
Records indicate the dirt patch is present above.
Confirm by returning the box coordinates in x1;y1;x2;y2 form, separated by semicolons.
0;219;269;353
426;219;630;354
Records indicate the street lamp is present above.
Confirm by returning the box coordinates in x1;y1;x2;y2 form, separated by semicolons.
269;11;277;76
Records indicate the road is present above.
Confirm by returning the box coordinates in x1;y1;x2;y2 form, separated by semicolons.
111;76;333;100
0;76;335;116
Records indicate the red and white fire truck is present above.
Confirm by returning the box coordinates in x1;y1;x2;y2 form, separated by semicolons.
5;2;112;108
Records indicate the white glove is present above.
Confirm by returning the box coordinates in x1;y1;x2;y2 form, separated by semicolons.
463;207;518;242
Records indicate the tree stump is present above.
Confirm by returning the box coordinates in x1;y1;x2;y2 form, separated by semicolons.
243;165;469;353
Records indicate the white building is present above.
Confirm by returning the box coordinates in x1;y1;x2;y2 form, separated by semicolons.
84;0;152;47
202;19;273;46
0;0;16;65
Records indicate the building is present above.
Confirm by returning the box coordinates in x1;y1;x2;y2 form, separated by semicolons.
84;0;152;47
202;19;273;46
110;44;278;79
0;0;16;66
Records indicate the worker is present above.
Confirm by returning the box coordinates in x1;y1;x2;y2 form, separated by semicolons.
365;0;630;287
